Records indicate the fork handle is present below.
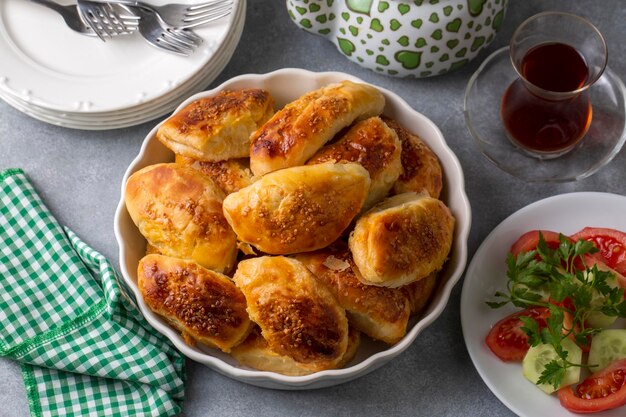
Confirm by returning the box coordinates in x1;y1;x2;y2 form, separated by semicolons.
29;0;68;13
86;0;143;7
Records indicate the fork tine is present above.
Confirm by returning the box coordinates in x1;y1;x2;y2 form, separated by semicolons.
115;11;140;21
82;10;108;41
162;30;198;48
183;4;232;20
154;38;191;55
181;11;231;29
185;1;233;15
102;4;138;33
93;6;119;35
96;17;116;37
109;12;140;30
158;36;194;55
187;0;232;12
172;29;203;45
114;19;140;33
78;1;139;37
132;6;201;55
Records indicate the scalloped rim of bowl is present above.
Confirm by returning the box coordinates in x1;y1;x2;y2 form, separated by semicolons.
114;68;471;389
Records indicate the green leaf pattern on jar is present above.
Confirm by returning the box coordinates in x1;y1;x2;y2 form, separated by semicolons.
286;0;508;77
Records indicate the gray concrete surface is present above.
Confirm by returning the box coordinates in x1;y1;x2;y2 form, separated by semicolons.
1;1;625;416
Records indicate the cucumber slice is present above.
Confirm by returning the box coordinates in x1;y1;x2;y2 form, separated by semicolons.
512;282;551;304
587;311;617;329
522;338;582;394
585;266;619;328
588;329;626;372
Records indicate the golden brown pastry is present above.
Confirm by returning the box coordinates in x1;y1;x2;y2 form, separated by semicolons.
349;192;455;288
222;162;370;254
338;325;360;368
138;254;252;352
125;163;237;274
145;243;160;255
157;89;274;162
307;117;402;212
230;325;360;376
383;117;443;199
175;154;255;195
400;271;438;314
232;256;349;372
296;242;411;344
250;80;385;176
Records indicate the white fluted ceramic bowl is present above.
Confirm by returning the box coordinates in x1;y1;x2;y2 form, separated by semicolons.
114;68;471;389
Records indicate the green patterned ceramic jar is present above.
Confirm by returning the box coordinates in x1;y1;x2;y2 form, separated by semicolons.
287;0;507;77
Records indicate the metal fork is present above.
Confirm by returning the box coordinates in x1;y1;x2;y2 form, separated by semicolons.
30;0;135;37
76;0;140;41
133;7;203;56
94;0;233;29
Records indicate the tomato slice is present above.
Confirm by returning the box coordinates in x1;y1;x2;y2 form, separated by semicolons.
510;230;590;273
510;230;566;257
510;229;611;274
571;227;626;275
485;307;550;362
584;255;626;293
558;359;626;413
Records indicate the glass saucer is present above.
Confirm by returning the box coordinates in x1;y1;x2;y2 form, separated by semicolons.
464;47;626;182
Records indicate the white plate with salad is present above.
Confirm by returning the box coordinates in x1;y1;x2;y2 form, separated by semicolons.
461;192;626;417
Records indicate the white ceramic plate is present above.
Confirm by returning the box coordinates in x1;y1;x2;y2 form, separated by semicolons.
2;0;246;116
0;3;245;130
461;192;626;417
114;68;471;389
0;0;239;113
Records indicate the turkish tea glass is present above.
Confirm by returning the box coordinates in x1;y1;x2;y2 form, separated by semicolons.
501;12;608;159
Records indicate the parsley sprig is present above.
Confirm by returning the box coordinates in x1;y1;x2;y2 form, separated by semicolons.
487;233;626;389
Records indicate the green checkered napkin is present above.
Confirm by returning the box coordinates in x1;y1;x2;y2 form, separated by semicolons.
0;169;185;417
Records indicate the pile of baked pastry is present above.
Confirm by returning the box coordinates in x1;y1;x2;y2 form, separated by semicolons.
124;80;455;375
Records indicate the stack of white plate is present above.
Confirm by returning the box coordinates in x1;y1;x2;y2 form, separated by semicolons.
0;0;245;130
